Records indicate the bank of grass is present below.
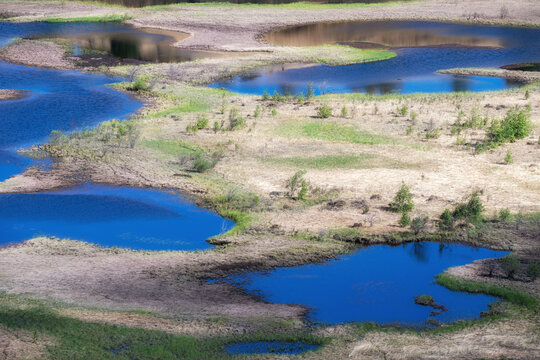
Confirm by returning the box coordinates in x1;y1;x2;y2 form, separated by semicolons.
0;293;326;360
42;14;131;23
265;154;417;170
277;121;397;145
436;273;539;310
290;45;396;66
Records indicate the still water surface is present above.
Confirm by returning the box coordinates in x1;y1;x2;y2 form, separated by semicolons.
212;21;540;95
217;242;507;325
0;184;233;250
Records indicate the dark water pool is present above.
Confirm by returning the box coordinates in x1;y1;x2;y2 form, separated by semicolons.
0;184;233;250
216;242;507;325
224;341;320;355
0;21;234;63
212;21;540;95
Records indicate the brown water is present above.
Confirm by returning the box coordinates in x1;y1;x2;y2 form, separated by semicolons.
265;20;504;48
44;25;240;62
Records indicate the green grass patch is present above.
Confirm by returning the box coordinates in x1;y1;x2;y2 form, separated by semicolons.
150;101;212;117
278;121;396;145
42;14;131;23
139;139;203;157
436;273;539;310
265;154;416;170
0;293;326;360
216;209;252;237
293;45;396;66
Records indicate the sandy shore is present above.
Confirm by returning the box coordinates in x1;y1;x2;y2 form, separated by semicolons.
0;89;28;100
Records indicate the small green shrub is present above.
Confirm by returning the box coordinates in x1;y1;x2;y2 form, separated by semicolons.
399;212;411;227
228;108;246;130
389;183;414;214
127;76;148;91
439;209;454;231
410;111;418;122
262;91;270;100
306;82;315;100
295;94;305;103
452;190;485;223
271;108;277;116
341;106;349;118
272;91;284;102
254;105;261;118
525;90;530;100
498;208;511;222
425;128;440;139
286;170;309;200
504;149;513;164
397;104;408;116
526;261;539;281
318;104;332;119
213;120;220;133
487;107;532;146
411;215;428;234
500;253;520;279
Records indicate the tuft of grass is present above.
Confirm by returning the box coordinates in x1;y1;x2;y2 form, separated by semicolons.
265;154;417;170
436;273;538;310
42;14;131;23
278;121;396;145
151;101;211;117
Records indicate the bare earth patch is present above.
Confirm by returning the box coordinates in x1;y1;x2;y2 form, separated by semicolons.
0;326;53;360
0;90;27;101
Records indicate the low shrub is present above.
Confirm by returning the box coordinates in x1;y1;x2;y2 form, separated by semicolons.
317;104;332;119
500;253;520;279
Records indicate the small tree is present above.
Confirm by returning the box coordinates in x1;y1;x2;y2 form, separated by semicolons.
411;215;428;234
504;149;513;164
318;104;332;118
439;209;454;231
500;253;520;279
389;183;414;214
527;262;539;281
286;170;309;200
452;190;485;223
399;212;411;227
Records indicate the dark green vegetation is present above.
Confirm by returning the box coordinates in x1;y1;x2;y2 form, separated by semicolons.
389;183;414;227
0;293;326;360
436;274;538;310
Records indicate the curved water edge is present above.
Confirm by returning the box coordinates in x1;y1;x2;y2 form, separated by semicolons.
0;184;233;251
212;21;540;95
213;242;508;325
0;23;233;249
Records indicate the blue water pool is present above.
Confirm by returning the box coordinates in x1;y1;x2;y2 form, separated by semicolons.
217;242;507;325
211;21;540;95
0;184;233;251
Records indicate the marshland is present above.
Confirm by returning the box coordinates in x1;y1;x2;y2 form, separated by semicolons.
0;0;539;359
